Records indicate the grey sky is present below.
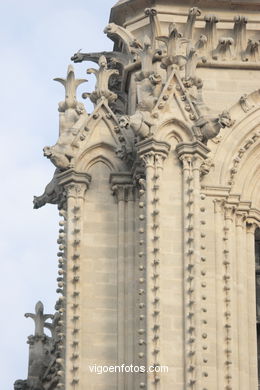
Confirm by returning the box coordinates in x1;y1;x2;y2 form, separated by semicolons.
0;0;115;387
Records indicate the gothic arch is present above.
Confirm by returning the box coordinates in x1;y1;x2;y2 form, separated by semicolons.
76;143;126;173
156;118;194;146
208;90;260;190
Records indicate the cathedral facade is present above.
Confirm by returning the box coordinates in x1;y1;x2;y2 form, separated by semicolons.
15;0;260;389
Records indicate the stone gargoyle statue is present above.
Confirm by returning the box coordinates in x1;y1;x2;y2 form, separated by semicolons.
193;110;234;144
34;66;87;209
33;169;64;209
119;111;154;140
44;65;87;171
13;380;28;390
119;36;162;140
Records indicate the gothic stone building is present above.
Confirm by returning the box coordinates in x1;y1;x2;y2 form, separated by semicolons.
15;0;260;389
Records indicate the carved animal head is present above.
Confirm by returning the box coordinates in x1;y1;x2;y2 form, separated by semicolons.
119;116;130;130
149;73;162;85
43;146;52;158
14;380;27;390
71;50;84;63
218;111;234;128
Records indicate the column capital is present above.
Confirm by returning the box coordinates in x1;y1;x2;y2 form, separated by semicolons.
176;141;210;161
110;173;135;202
214;198;225;213
235;212;247;227
137;138;170;167
57;170;91;200
246;218;260;234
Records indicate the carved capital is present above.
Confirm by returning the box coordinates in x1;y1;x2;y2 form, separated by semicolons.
235;212;247;227
57;170;91;201
110;173;135;202
214;199;225;214
246;219;259;234
137;138;170;168
224;205;236;222
111;184;135;202
64;183;87;200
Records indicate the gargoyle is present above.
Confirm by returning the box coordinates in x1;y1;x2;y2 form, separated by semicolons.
44;66;87;170
136;72;162;112
193;110;234;144
33;169;64;209
104;23;142;59
71;49;129;68
134;36;163;111
14;380;28;390
119;111;154;140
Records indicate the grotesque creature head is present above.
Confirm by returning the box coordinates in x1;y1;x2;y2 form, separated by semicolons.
218;110;234;128
43;146;52;158
119;116;130;130
14;380;27;390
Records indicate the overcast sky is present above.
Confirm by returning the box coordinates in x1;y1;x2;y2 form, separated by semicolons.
0;0;115;387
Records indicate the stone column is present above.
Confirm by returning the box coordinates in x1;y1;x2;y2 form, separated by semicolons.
138;138;170;389
58;170;91;390
236;212;250;389
111;174;135;390
176;141;210;390
213;199;226;390
223;203;237;390
246;220;259;390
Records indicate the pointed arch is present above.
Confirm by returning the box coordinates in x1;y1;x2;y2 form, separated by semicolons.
156;117;194;146
75;142;127;173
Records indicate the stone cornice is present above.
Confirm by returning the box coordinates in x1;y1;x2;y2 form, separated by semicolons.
109;172;133;186
57;169;92;188
176;141;210;160
137;138;170;160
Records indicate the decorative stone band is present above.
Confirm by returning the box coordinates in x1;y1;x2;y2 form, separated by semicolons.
137;138;170;389
176;141;210;389
56;170;91;390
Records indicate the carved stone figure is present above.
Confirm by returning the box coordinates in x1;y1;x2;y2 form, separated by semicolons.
119;111;154;140
14;380;27;390
33;169;64;209
44;66;87;170
104;22;142;59
193;110;234;144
